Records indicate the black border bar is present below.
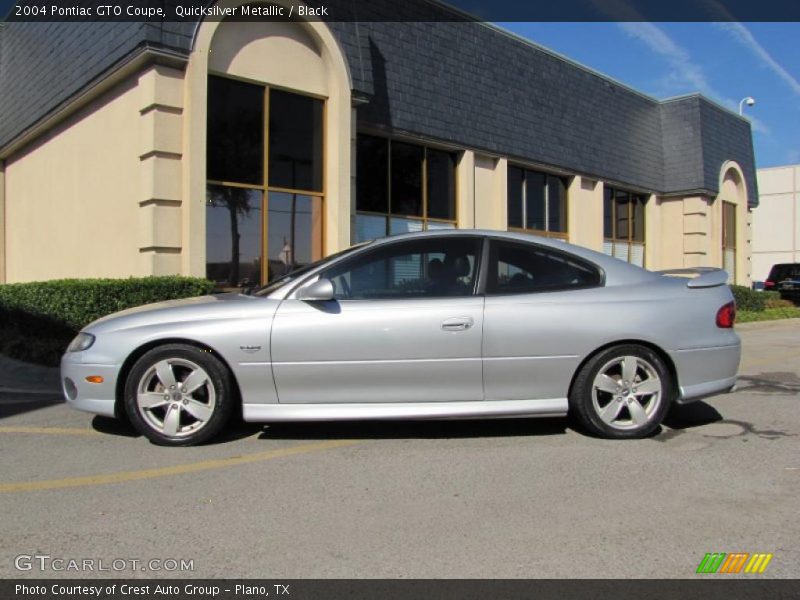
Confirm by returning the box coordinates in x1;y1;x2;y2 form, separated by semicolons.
4;0;800;22
4;580;800;600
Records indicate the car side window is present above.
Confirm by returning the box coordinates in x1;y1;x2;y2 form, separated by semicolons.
322;237;482;300
487;241;602;295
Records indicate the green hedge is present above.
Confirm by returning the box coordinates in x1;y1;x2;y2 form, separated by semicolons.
730;285;765;312
0;276;215;366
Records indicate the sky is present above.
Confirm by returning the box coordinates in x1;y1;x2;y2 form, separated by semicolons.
498;22;800;169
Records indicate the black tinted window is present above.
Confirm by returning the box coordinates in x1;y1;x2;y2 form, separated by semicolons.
488;241;602;294
323;238;481;300
268;89;323;192
426;149;456;220
390;142;424;217
769;265;800;280
207;76;264;185
356;135;389;213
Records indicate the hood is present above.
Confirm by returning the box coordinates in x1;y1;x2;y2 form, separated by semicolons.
85;293;276;333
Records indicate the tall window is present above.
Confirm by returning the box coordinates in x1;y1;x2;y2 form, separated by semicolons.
507;166;568;239
603;186;646;266
722;201;736;283
355;134;457;242
206;75;324;288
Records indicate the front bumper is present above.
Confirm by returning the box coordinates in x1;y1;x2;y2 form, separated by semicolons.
60;354;119;418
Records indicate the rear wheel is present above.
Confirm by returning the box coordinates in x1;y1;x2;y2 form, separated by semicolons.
124;344;234;446
569;344;673;439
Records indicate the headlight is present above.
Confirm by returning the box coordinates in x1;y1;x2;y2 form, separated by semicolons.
67;332;95;353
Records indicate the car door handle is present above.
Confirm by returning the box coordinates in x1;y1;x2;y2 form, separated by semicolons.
441;317;474;331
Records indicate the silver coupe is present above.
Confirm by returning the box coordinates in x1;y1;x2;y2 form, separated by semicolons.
61;230;740;445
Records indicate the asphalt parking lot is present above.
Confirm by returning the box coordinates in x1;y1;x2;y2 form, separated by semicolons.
0;320;798;579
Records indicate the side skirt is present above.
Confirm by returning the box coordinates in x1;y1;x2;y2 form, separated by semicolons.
242;398;568;422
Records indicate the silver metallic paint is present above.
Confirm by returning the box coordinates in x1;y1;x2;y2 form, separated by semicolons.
61;230;741;425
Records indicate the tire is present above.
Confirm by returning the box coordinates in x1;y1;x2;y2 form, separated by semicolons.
569;344;673;439
124;344;234;446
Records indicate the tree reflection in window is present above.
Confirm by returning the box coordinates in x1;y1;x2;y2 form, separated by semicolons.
206;185;262;288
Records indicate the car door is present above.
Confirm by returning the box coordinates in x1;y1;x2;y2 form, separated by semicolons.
482;238;604;401
270;236;485;404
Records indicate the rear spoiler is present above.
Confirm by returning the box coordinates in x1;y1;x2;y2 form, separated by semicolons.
656;268;729;288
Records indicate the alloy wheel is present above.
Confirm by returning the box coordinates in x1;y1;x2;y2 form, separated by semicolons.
136;358;216;439
590;355;663;430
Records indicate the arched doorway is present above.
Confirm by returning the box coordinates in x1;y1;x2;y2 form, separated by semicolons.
717;162;748;285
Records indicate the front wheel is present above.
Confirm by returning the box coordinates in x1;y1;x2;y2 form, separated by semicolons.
124;344;234;446
569;344;673;439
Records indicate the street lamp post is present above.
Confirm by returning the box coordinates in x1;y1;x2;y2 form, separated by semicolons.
739;96;756;116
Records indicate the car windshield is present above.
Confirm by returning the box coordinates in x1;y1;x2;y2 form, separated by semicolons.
252;242;372;297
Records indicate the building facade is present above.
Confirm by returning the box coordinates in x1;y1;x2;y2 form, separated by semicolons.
752;164;800;282
0;0;758;288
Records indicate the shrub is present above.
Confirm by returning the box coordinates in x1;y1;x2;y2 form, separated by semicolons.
0;276;215;366
730;285;765;312
762;291;795;309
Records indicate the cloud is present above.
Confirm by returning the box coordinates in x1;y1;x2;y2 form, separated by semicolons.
617;22;770;135
715;22;800;100
618;22;715;96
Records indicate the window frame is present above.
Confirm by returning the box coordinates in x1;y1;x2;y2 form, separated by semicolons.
206;74;326;287
507;165;569;239
315;235;485;301
603;186;647;266
484;238;605;296
355;133;459;240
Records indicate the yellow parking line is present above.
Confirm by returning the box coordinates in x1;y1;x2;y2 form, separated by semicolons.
0;426;100;437
0;439;361;494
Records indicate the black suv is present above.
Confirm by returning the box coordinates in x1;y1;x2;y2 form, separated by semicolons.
765;263;800;302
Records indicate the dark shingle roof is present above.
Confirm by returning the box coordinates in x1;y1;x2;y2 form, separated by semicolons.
0;0;758;206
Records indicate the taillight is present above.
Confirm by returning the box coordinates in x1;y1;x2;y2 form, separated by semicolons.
716;301;736;328
765;280;775;289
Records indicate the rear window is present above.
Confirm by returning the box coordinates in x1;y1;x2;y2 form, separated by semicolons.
768;264;800;281
487;240;603;295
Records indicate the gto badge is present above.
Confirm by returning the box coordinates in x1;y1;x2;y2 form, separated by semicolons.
239;345;262;354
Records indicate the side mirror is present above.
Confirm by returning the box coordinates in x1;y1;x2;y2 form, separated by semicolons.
296;278;335;302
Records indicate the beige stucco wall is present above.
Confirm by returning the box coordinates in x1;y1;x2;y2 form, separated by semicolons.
138;65;186;276
567;176;603;251
473;155;507;230
208;20;328;97
652;197;684;271
5;78;144;282
752;164;799;281
4;64;186;283
647;163;750;283
456;150;476;230
680;195;712;269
